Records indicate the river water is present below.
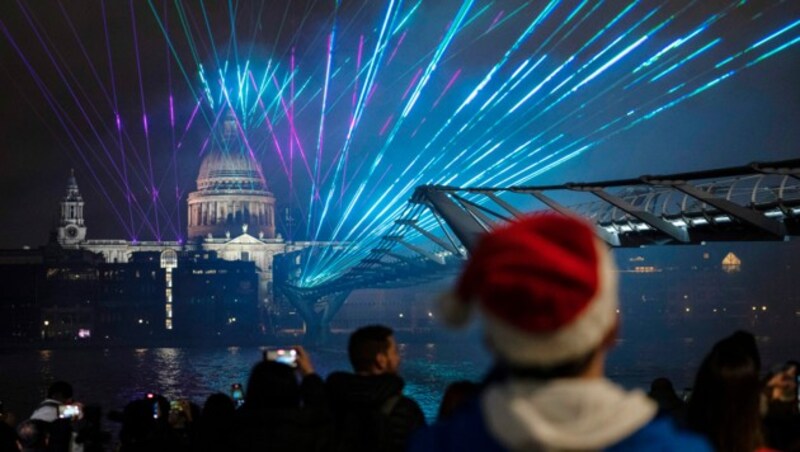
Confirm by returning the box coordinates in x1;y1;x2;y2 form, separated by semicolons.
1;324;797;424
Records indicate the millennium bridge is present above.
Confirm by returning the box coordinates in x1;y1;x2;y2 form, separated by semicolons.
277;159;800;343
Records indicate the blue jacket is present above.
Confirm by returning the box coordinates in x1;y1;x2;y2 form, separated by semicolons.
409;398;711;452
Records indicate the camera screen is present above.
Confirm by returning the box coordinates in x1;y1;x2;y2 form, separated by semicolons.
266;349;298;367
59;404;81;419
231;383;244;407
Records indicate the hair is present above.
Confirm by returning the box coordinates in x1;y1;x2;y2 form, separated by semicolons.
504;348;598;380
438;381;480;420
348;325;394;373
117;400;150;444
202;393;236;421
687;330;764;452
649;377;683;406
197;393;236;449
46;381;73;401
245;361;300;409
17;419;49;451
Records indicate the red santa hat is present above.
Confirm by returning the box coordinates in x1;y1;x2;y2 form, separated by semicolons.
440;213;619;367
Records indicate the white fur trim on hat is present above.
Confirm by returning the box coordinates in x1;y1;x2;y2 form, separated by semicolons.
482;240;619;367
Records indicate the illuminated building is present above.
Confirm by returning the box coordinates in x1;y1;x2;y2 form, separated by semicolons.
51;113;320;333
721;252;742;273
187;112;276;240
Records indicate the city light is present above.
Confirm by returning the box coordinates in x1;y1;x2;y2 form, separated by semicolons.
1;2;798;288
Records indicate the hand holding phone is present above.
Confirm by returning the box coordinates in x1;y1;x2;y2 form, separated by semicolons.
58;404;82;420
170;400;184;414
264;348;298;368
231;383;245;408
293;346;315;377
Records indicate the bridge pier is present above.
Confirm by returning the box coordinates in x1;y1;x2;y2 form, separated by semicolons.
283;289;350;346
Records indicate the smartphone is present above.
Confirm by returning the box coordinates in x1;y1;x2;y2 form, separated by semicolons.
231;383;245;408
145;393;160;419
170;400;184;414
264;348;298;368
58;404;82;420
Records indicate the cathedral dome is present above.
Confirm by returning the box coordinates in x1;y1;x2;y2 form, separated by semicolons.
187;109;276;240
196;150;267;191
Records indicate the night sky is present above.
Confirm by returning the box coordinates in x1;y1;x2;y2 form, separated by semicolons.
1;0;799;250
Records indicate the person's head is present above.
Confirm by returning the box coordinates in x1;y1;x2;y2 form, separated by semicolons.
245;361;300;409
119;397;162;447
16;419;49;451
648;377;684;407
766;359;800;403
440;213;619;379
784;360;799;393
348;324;400;375
438;380;480;420
650;377;676;394
687;330;763;452
201;393;236;424
46;381;73;403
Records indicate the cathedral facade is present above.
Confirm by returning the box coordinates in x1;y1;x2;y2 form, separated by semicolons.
56;112;317;330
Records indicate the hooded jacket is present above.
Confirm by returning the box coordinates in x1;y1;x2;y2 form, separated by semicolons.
410;378;711;452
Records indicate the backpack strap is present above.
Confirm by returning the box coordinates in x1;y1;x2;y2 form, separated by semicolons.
38;400;60;410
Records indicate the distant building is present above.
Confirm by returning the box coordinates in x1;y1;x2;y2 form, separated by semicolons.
50;110;327;334
0;240;103;341
721;252;742;273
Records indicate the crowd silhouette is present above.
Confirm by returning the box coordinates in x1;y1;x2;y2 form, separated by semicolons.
2;214;799;451
3;329;798;451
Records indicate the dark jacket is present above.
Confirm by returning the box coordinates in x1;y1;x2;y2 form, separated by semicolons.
0;421;17;452
232;373;332;452
326;372;426;452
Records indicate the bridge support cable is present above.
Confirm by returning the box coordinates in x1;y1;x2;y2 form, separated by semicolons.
451;193;514;224
395;219;461;254
384;235;446;265
480;191;524;219
413;187;487;252
431;211;466;257
527;190;622;246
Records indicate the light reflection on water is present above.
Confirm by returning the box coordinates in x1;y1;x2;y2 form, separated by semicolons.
1;341;488;422
1;328;797;423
